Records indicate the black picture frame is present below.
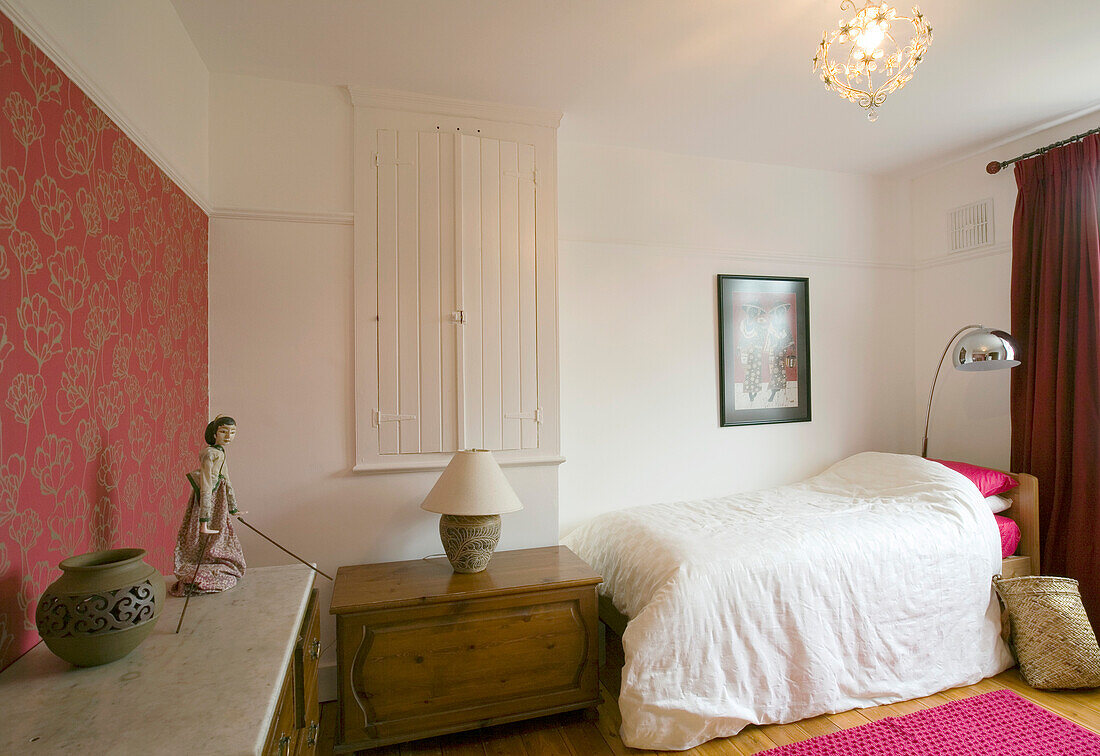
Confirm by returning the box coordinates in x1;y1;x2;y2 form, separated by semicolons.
717;274;811;427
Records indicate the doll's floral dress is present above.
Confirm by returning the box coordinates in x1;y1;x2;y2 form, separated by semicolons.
170;445;246;595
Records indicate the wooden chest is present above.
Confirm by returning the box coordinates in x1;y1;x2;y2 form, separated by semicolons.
329;546;601;752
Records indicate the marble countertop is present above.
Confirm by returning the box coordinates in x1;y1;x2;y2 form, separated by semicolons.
0;564;315;755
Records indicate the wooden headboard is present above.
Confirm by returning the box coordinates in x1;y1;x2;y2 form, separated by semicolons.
998;471;1040;575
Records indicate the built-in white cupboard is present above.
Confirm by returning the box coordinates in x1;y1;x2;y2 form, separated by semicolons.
350;89;562;472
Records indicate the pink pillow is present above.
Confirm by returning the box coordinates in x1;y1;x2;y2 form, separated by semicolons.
931;459;1019;497
995;515;1022;559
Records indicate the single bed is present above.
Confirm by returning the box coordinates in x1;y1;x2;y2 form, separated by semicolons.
561;452;1039;751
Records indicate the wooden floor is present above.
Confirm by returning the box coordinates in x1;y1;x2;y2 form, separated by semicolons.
319;630;1100;755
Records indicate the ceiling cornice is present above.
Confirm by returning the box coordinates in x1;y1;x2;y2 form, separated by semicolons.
347;86;562;129
0;0;212;214
903;99;1100;182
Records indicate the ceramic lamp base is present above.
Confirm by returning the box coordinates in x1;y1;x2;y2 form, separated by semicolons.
438;514;501;573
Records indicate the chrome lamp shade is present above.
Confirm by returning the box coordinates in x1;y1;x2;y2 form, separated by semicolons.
953;328;1021;371
923;325;1022;458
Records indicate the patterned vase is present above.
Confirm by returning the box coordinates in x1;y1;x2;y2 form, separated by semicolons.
439;514;502;573
35;548;166;667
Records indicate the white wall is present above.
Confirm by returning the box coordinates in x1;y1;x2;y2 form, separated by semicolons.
206;74;561;696
208;78;921;685
210;74;351;213
2;0;210;204
209;81;923;608
908;112;1100;468
557;143;916;533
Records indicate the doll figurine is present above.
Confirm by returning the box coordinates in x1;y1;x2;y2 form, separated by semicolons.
170;416;247;596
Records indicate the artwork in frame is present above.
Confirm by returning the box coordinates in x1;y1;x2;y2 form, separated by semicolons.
717;275;811;426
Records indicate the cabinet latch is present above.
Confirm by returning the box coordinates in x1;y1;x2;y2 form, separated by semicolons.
373;409;417;427
504;408;543;424
501;169;537;185
373;152;416;168
450;310;466;325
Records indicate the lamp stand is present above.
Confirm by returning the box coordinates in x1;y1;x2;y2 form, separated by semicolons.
438;514;501;573
922;323;982;458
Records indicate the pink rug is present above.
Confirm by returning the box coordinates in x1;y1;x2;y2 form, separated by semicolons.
760;690;1100;755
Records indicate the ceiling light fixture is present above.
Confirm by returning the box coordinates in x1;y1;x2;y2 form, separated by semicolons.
812;1;932;122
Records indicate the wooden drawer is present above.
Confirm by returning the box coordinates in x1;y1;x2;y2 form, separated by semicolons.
336;585;599;750
265;588;321;756
295;589;322;755
295;696;320;756
264;664;298;756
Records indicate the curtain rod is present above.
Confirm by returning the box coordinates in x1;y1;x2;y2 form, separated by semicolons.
986;125;1100;174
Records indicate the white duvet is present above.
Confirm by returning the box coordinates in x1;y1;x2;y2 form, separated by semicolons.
561;452;1013;750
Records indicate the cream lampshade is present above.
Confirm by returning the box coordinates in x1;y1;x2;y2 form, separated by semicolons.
421;450;523;573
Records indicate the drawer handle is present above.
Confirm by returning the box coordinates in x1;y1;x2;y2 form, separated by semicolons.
278;734;292;756
306;721;319;747
309;639;321;660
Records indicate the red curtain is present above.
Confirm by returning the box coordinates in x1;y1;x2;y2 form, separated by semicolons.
1010;133;1100;626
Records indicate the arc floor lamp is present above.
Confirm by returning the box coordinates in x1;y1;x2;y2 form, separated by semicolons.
922;325;1021;458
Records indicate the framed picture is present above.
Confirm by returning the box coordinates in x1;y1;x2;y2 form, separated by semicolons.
717;275;811;426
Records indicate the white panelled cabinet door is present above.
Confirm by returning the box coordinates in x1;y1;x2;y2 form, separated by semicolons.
372;128;460;456
457;134;540;453
354;101;558;473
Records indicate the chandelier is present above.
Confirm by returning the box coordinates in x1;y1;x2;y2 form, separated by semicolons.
812;2;932;122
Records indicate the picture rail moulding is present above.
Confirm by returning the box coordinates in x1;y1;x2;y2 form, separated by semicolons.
352;455;565;475
209;207;355;225
561;237;913;271
346;86;563;129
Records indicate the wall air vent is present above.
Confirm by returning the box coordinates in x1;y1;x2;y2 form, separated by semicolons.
947;198;993;253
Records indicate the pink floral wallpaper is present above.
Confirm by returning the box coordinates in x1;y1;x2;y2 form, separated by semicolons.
0;13;208;670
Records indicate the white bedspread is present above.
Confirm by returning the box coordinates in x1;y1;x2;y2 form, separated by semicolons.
561;452;1013;750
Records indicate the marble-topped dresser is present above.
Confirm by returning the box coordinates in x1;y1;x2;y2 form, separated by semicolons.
0;564;317;755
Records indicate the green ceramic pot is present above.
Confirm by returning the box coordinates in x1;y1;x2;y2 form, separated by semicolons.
35;548;166;667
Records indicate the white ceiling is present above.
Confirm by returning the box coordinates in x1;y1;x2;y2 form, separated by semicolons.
172;0;1100;176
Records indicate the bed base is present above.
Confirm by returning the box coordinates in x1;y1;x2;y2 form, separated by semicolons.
597;469;1041;635
599;594;629;637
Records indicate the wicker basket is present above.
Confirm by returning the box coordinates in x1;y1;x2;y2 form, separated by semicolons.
994;575;1100;689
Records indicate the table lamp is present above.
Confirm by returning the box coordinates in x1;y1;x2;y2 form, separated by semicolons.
421;450;523;573
922;325;1021;457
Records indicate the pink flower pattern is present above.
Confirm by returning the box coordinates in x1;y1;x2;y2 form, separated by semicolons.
5;372;45;424
76;186;101;236
46;245;89;313
30;176;74;242
9;228;40;275
3;92;44;149
17;293;63;368
97;233;124;280
0;167;25;229
55;109;96;179
0;14;208;671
